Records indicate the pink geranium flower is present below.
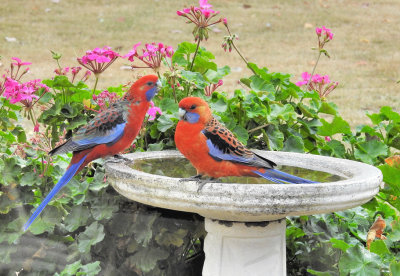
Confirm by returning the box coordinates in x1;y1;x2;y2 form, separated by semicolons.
315;26;334;50
204;79;223;96
125;42;174;72
12;57;32;67
3;78;49;106
77;46;120;74
147;101;162;121
91;89;119;112
177;0;222;41
295;71;338;100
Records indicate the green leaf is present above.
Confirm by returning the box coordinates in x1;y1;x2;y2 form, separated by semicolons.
307;269;334;276
52;75;74;88
38;90;54;103
369;240;390;257
268;104;296;121
205;66;231;83
159;98;178;114
58;260;81;276
283;135;305;153
91;195;119;221
317;116;352;136
323;140;346;158
180;70;207;89
233;125;249;145
64;205;90;232
210;97;227;113
264;125;284;150
193;56;217;72
148;142;164;151
330;238;353;252
380;106;400;122
155;228;188;247
156;115;175;132
339;245;382;276
128;247;169;273
29;216;56;235
78;261;101;276
132;211;159;246
379;164;400;186
390;261;400;276
20;171;41;186
319;101;338;115
354;140;388;164
249;75;275;93
77;221;105;253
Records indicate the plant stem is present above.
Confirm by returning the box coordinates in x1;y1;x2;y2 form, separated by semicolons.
171;78;177;103
307;51;322;87
231;42;256;75
189;39;201;71
93;74;99;94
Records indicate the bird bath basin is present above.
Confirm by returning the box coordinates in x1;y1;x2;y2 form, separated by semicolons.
105;150;382;276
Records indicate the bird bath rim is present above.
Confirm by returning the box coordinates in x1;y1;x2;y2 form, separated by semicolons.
105;150;382;222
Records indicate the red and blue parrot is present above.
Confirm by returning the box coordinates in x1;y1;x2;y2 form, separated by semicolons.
23;75;160;231
175;97;316;184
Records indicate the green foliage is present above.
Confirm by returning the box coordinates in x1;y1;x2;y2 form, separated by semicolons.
1;15;400;276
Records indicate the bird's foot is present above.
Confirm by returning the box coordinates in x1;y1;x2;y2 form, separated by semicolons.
106;155;132;164
179;174;203;182
179;175;221;192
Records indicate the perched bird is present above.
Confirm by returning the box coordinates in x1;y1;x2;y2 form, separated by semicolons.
175;97;315;185
23;75;160;231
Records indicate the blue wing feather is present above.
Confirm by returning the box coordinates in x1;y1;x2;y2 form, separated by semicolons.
23;154;88;231
74;122;126;147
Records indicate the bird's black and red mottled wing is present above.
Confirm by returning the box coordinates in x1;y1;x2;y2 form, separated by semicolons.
201;117;276;169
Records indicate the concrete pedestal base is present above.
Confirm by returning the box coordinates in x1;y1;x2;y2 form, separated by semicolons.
203;218;286;276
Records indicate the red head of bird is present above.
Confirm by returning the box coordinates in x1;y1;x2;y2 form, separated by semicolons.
124;75;160;102
178;97;213;126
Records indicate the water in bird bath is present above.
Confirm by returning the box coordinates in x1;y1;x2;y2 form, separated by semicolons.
132;157;342;184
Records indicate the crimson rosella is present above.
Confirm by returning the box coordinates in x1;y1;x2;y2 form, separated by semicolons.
23;75;160;231
174;97;316;185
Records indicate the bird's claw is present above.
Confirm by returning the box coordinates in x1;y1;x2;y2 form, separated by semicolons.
179;175;221;193
106;154;132;164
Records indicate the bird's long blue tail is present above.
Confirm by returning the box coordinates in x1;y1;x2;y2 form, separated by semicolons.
253;168;316;184
23;154;88;231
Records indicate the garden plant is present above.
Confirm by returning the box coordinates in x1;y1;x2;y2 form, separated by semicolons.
1;0;400;275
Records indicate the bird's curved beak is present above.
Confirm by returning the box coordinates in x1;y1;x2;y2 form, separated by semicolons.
156;79;162;90
178;108;186;120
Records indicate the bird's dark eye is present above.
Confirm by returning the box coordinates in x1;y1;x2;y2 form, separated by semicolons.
190;104;196;110
146;81;154;86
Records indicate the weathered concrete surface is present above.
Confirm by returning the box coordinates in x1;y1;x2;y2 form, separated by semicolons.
105;150;383;222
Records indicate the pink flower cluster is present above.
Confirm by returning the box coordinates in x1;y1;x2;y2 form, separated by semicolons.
147;101;162;121
204;79;223;96
125;42;174;71
316;26;333;40
177;0;219;18
54;66;91;82
3;78;49;105
77;46;120;74
92;90;119;111
296;72;338;99
315;26;334;50
177;0;221;41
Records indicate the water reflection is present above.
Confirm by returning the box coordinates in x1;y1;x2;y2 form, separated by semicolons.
132;157;342;183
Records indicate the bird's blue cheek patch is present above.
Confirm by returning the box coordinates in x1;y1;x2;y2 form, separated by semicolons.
146;87;158;101
185;112;200;124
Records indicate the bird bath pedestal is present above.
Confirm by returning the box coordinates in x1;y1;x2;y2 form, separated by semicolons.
105;150;382;276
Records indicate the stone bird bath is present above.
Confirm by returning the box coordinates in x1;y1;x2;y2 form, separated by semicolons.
105;150;382;276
